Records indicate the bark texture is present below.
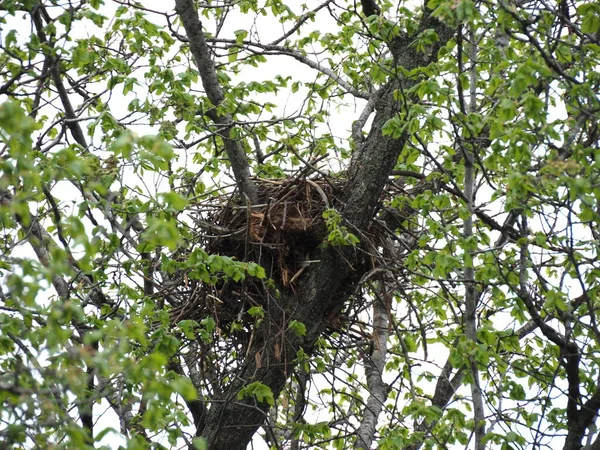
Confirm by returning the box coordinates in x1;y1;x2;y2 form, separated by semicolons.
174;5;454;449
354;283;390;450
175;0;259;204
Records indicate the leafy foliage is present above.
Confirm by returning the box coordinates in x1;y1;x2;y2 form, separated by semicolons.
1;0;600;449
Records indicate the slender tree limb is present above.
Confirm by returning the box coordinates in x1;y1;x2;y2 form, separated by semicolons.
168;359;208;430
0;69;25;96
96;376;136;436
269;0;336;46
353;282;390;449
404;350;465;450
289;369;308;450
352;88;383;157
31;5;88;149
0;187;115;444
515;215;595;450
462;23;485;450
175;0;258;204
205;37;370;100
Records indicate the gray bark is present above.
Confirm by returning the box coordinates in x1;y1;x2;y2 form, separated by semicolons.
175;6;454;449
354;284;390;450
463;24;486;450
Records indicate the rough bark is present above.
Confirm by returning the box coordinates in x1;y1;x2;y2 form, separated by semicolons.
178;7;454;449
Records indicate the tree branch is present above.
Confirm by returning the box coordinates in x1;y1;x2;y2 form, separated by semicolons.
462;23;485;450
268;0;336;46
175;0;258;204
205;38;370;100
31;5;88;149
353;282;390;449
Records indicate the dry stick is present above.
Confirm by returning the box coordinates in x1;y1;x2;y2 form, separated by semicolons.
286;144;336;191
175;0;258;204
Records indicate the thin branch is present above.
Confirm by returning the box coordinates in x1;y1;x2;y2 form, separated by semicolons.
268;0;336;46
206;37;370;100
462;23;485;450
353;282;390;450
31;5;88;149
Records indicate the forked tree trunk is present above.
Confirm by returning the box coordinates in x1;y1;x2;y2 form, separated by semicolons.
175;2;454;447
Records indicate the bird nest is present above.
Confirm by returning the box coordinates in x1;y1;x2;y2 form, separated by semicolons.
165;173;347;333
209;176;338;282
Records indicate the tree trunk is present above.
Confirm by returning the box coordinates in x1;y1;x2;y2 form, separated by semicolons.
175;5;455;448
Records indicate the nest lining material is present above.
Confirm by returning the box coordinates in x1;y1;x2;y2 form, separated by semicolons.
167;175;345;329
203;176;342;280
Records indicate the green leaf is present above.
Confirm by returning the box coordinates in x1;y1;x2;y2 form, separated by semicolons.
237;381;275;406
288;320;306;337
247;306;265;318
581;5;600;33
228;47;239;63
161;191;188;211
192;438;208;450
234;29;248;43
172;376;198;401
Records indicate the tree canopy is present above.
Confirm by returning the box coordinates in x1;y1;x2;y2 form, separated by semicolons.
1;0;600;449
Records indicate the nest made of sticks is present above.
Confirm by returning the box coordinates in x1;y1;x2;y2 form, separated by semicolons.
212;176;340;280
166;174;345;332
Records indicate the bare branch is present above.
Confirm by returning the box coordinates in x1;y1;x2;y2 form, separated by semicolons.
353;283;390;450
268;0;336;46
462;23;485;450
206;37;370;100
31;5;88;149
